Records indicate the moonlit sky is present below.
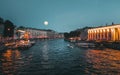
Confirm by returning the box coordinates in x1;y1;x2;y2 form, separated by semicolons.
0;0;120;32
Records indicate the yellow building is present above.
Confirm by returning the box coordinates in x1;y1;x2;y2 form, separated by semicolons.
87;24;120;42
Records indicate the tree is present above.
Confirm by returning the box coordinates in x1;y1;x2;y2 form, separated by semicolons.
64;26;92;39
0;17;4;24
17;26;26;30
3;20;15;37
64;32;70;39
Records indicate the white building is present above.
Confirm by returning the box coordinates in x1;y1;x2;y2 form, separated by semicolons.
16;27;62;39
88;24;120;42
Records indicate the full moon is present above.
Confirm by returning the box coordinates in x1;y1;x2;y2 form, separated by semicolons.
44;21;48;25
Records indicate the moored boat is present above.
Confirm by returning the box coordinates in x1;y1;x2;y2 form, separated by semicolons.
5;40;35;50
76;42;95;48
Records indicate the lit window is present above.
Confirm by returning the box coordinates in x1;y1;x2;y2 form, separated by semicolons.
95;30;96;33
111;29;114;32
103;29;105;32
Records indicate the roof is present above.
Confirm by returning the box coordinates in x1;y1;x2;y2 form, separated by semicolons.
88;24;120;30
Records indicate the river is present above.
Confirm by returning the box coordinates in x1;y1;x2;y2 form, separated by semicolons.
0;39;120;75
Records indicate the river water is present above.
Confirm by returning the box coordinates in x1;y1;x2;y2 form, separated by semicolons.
0;39;120;75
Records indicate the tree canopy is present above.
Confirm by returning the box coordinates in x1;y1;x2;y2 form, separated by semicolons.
0;17;4;24
3;20;15;37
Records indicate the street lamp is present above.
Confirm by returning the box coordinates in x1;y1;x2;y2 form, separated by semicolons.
8;28;10;31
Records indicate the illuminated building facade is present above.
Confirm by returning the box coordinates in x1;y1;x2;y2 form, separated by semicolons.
88;24;120;42
16;28;48;39
25;28;47;39
16;27;63;39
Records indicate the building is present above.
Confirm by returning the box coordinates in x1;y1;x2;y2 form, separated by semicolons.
16;27;63;39
87;24;120;42
80;29;88;40
58;33;64;38
46;30;61;39
16;27;47;39
25;28;48;39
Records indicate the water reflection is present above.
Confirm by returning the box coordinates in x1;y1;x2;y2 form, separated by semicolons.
41;41;54;69
85;48;120;74
0;49;21;75
0;39;120;75
42;42;49;61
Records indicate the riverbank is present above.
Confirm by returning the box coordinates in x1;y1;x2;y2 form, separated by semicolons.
64;39;120;50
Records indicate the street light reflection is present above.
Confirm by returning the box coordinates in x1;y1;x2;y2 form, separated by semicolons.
85;49;120;74
1;49;21;75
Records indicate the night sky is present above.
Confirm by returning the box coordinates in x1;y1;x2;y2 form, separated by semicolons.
0;0;120;32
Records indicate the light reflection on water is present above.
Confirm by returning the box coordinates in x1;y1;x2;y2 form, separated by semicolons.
85;48;120;74
41;41;54;69
0;39;120;75
0;49;22;75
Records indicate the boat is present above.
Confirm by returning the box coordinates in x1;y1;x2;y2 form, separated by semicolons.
30;40;36;46
5;40;34;50
76;42;95;48
67;44;74;48
16;40;32;50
